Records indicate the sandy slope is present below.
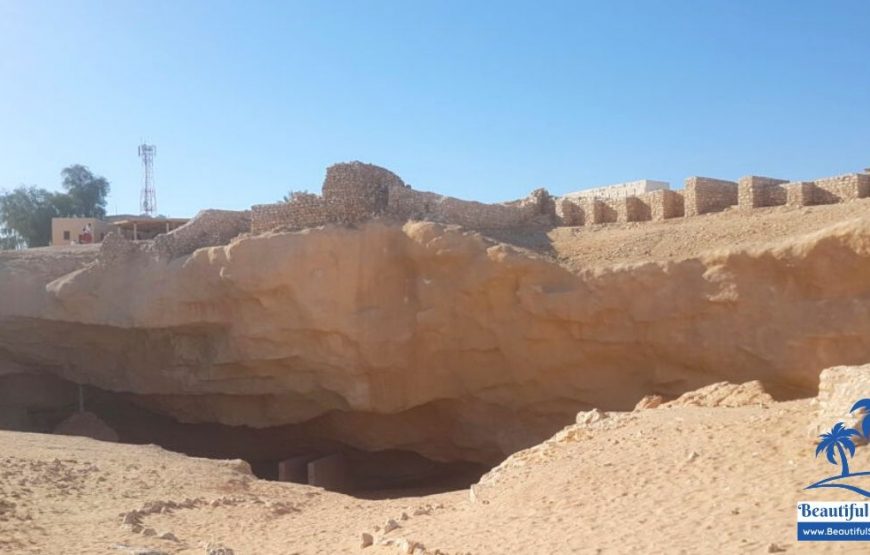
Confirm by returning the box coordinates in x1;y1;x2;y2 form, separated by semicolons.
2;395;866;554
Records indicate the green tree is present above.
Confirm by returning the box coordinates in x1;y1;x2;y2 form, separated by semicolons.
61;165;110;218
0;165;111;248
0;187;63;247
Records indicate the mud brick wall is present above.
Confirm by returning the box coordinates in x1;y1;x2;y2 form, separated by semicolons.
812;173;870;204
251;194;327;233
684;177;738;216
785;182;816;207
737;176;788;208
153;209;252;258
646;190;685;221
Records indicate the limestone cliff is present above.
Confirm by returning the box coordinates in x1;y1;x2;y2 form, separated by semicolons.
3;217;870;464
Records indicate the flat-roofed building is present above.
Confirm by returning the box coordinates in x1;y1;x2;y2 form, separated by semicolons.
111;217;188;240
563;179;670;201
51;218;113;246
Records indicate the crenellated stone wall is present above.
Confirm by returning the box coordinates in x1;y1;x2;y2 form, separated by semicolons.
738;176;789;209
812;173;870;204
245;163;870;237
785;181;817;207
684;177;738;217
647;189;685;221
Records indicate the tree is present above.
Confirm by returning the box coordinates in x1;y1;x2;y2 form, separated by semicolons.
0;186;64;247
61;165;110;218
0;165;111;248
816;422;860;477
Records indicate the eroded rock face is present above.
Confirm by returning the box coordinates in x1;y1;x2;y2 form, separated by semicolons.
4;218;870;463
809;363;870;437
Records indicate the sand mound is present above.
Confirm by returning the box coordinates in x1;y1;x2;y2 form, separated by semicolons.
53;411;119;442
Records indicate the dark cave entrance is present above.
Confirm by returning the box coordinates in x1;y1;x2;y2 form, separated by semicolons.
0;373;488;496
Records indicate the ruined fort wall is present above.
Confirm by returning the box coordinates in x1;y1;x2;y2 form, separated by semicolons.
153;209;251;258
246;164;870;236
251;194;327;233
812;173;870;204
647;190;685;221
785;182;816;207
684;177;738;217
738;176;789;209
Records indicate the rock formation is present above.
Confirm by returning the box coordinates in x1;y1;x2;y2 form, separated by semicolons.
4;207;870;465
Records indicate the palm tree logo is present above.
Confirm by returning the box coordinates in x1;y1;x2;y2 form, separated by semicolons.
851;398;870;439
815;422;859;477
806;399;870;497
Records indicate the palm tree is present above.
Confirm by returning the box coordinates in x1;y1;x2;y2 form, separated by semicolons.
816;422;860;477
851;398;870;438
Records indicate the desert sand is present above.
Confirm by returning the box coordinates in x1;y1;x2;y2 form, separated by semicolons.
1;381;867;554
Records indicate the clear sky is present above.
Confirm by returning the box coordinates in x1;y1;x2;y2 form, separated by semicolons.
1;1;869;217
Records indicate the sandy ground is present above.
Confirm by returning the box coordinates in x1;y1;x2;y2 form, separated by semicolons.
482;199;870;270
1;396;866;554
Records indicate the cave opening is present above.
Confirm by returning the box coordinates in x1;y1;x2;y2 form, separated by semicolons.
0;373;489;497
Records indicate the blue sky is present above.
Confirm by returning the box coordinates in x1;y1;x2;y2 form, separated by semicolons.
1;1;869;217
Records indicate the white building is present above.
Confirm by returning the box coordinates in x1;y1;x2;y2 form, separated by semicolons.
563;179;670;201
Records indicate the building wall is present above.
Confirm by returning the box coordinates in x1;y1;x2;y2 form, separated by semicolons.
564;179;670;201
647;189;685;221
246;165;870;237
251;194;326;233
684;177;738;217
153;209;251;258
812;173;870;204
737;176;789;209
51;218;112;246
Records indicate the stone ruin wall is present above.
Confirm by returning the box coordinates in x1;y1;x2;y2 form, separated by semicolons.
251;194;326;233
117;164;869;259
250;162;555;233
99;209;252;262
684;177;739;217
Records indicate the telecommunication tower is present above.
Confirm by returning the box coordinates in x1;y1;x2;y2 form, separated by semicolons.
138;143;157;216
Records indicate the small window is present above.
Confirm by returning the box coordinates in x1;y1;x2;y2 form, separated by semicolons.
63;231;70;240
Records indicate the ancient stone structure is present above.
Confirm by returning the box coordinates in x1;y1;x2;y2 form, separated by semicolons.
684;177;738;217
564;179;669;201
322;162;397;224
251;193;326;233
153;209;251;259
812;173;870;204
785;181;816;207
245;164;870;237
250;162;556;233
737;176;789;209
647;189;685;221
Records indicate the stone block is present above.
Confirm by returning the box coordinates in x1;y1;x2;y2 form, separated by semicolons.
647;189;685;221
684;177;738;217
785;181;816;207
737;176;788;209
